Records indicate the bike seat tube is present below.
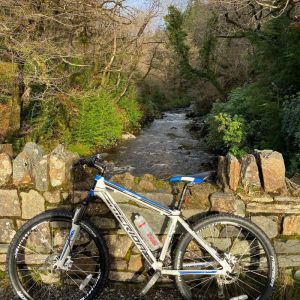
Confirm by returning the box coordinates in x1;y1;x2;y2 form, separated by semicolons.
177;183;189;211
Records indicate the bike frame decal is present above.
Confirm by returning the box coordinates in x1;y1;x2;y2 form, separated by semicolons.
99;190;157;265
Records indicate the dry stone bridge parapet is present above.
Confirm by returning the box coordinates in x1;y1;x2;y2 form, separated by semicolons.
0;143;300;281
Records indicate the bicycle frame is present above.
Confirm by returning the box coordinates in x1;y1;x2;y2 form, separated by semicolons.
56;175;231;276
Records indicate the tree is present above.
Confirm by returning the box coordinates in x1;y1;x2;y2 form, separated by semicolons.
165;5;226;98
0;0;160;137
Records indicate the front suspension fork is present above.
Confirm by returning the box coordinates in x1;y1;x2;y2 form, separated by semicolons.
54;204;87;269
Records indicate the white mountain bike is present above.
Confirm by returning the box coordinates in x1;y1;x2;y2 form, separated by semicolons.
7;155;278;300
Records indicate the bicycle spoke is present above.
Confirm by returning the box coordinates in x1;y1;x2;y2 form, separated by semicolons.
11;218;104;300
178;218;276;300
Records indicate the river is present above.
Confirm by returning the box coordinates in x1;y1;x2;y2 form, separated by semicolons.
106;110;214;178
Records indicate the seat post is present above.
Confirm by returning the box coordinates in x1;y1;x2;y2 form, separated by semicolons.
176;183;189;211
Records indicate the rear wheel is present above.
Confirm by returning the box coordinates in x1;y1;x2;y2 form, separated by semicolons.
174;214;277;300
7;209;109;300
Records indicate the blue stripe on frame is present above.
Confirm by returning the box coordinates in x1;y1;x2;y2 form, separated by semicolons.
179;270;218;275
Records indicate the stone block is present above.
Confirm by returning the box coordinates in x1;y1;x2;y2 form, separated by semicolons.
251;195;274;203
210;192;245;216
239;193;274;203
0;254;6;263
275;196;300;202
226;154;241;191
111;259;127;270
278;255;300;268
87;203;110;216
13;151;32;185
105;235;132;258
255;150;286;193
140;193;174;207
207;238;231;251
0;244;8;254
247;203;300;214
286;177;300;197
110;172;136;190
186;182;219;210
0;219;16;243
274;240;300;254
251;216;278;238
217;156;228;190
0;190;21;217
0;144;13;157
283;215;300;235
121;133;136;140
137;174;156;192
182;209;206;221
0;153;12;186
240;154;261;189
16;219;26;228
91;217;117;229
128;254;143;272
21;190;45;219
13;142;47;188
49;144;79;188
35;155;49;191
43;190;61;204
109;271;145;282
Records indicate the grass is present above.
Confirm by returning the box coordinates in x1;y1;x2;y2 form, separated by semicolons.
68;143;93;156
272;270;300;300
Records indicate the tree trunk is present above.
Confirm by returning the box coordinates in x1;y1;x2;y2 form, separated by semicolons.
9;60;25;133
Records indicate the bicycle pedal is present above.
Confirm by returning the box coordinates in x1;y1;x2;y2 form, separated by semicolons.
139;271;161;297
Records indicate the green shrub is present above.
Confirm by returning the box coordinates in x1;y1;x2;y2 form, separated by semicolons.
282;93;300;174
119;87;143;130
206;112;248;157
206;83;283;153
71;90;124;153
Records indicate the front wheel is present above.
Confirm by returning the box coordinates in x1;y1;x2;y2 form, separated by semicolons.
7;209;109;300
174;214;278;300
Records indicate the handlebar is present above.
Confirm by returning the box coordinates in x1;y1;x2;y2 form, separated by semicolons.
74;154;106;175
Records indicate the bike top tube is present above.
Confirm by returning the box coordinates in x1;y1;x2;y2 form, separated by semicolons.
93;175;173;215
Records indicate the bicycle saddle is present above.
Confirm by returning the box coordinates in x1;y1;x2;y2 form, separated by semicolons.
168;170;216;184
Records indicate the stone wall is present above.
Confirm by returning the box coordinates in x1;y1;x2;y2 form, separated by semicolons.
214;151;300;271
1;144;300;282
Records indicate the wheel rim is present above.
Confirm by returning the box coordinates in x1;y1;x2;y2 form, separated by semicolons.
179;220;274;300
12;217;103;300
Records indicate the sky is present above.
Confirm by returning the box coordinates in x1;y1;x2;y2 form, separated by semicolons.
125;0;189;27
126;0;188;10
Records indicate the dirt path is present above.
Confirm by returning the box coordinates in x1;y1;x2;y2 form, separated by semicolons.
0;282;183;300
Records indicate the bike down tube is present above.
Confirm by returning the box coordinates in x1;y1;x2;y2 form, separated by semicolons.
94;177;158;267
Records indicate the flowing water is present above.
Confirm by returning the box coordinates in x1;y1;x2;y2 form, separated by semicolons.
106;110;214;178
